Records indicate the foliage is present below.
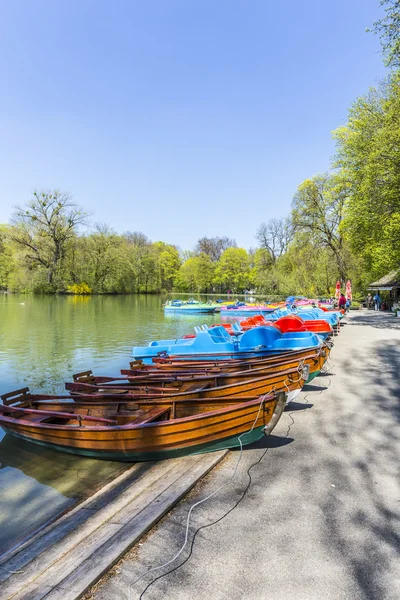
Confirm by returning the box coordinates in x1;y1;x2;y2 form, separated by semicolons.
195;236;237;262
0;225;14;290
333;74;400;277
213;248;253;292
369;0;400;68
175;253;215;292
10;190;88;291
67;283;92;295
291;173;349;281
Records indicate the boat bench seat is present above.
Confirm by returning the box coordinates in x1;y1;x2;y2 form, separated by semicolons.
19;413;55;423
129;407;171;425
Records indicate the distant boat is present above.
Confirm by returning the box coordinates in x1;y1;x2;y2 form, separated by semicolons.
164;299;216;314
219;304;274;317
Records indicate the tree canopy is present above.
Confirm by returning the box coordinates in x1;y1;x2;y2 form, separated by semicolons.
333;74;400;277
369;0;400;67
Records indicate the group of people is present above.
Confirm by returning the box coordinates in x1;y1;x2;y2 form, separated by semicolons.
366;292;382;310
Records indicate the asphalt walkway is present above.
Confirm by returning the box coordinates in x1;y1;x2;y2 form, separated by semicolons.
85;310;400;600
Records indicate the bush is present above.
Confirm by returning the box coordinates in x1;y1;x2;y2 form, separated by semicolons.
67;283;92;295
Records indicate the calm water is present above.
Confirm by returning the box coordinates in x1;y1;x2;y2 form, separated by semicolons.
0;293;220;557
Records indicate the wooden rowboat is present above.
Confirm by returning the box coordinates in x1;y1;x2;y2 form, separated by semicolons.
0;389;286;461
65;362;310;400
69;352;317;394
127;346;330;383
149;345;330;370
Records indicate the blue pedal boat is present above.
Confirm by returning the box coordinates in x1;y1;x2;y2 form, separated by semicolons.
164;300;216;314
132;325;323;362
270;307;340;327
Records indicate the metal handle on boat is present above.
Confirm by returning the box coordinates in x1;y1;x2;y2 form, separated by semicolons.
263;392;286;435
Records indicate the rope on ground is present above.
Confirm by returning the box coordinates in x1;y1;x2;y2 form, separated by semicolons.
128;394;269;600
128;370;333;599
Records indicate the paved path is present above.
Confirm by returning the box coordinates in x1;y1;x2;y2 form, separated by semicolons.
86;311;400;600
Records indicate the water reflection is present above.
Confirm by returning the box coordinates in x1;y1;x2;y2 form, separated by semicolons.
0;293;218;555
0;294;219;395
0;434;129;557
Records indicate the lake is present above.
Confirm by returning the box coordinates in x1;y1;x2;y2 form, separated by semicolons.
0;293;221;557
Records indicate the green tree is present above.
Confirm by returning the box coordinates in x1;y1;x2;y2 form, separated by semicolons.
369;0;400;68
195;236;237;262
213;248;253;292
154;242;181;291
333;75;400;276
10;190;87;291
291;173;349;281
0;225;15;290
176;253;215;292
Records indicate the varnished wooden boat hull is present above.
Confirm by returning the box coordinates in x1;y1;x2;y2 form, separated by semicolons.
72;352;321;393
66;364;309;400
145;346;330;378
0;394;286;461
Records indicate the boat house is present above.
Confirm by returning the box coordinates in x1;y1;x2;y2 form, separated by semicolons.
368;268;400;310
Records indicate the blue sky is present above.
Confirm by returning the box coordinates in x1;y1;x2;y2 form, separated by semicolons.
0;0;386;250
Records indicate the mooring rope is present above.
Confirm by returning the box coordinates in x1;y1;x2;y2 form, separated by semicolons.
127;360;334;599
127;394;269;600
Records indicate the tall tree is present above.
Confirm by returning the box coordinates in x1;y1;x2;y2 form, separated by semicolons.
213;248;253;292
176;253;215;292
333;75;400;275
195;236;237;262
291;174;349;281
153;242;181;291
0;225;14;290
369;0;400;68
10;190;87;289
255;217;293;263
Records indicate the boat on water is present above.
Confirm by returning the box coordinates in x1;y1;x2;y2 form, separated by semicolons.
148;344;330;371
270;306;342;327
245;315;333;340
71;347;323;391
66;359;310;400
219;303;275;317
68;351;311;394
203;314;333;341
127;344;330;384
132;325;323;362
164;299;216;314
0;389;286;461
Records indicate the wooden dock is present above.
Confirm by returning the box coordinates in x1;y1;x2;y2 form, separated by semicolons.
0;451;227;600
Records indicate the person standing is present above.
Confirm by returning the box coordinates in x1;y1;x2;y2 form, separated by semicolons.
373;292;381;311
338;293;346;309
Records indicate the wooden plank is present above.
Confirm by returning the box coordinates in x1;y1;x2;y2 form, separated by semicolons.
0;464;158;579
34;457;205;590
129;407;170;425
0;459;192;594
44;451;228;599
0;451;227;600
1;388;31;404
33;522;123;592
9;582;53;600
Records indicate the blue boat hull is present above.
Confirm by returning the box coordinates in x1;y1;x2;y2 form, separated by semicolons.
132;325;323;362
